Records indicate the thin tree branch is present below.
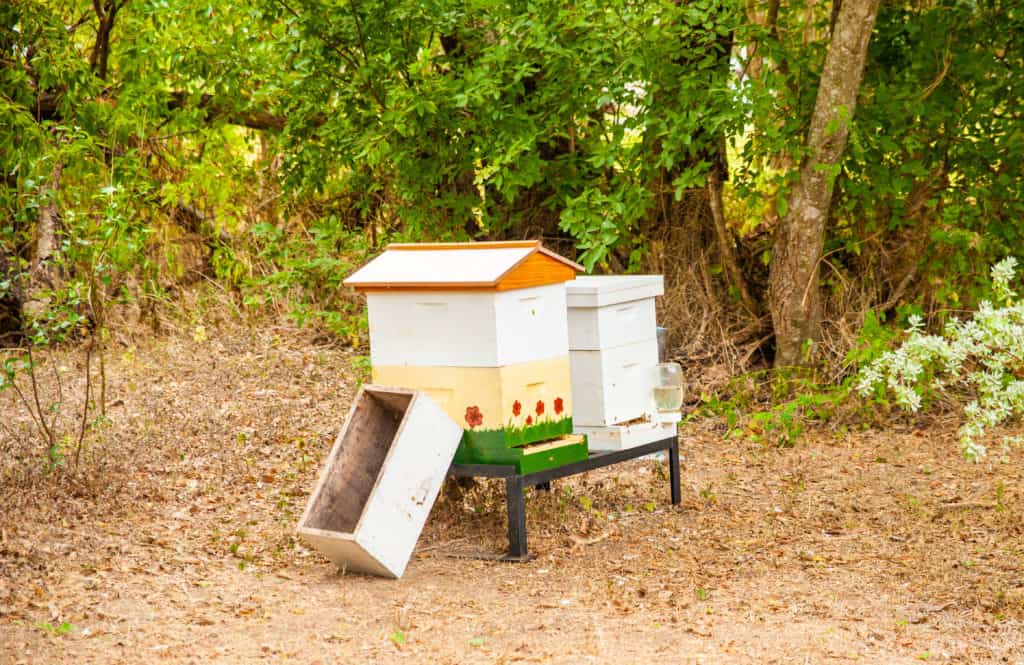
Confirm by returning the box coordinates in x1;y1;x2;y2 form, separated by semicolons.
74;339;93;470
26;345;55;449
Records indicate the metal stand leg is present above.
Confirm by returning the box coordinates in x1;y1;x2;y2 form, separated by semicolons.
669;438;681;505
502;476;531;561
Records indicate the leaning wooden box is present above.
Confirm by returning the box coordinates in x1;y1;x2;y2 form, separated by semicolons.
567;275;665;435
297;385;462;578
345;241;589;473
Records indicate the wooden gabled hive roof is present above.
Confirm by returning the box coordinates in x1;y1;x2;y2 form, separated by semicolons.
344;240;583;292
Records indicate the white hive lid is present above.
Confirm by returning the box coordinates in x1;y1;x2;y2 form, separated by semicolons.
565;275;664;307
346;246;533;288
344;241;582;291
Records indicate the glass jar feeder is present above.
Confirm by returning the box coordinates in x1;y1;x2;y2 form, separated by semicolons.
654;362;684;422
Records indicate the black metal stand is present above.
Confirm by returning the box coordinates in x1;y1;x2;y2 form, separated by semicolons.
448;436;681;561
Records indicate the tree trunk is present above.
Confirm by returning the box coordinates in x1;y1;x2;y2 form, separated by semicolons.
707;167;759;317
768;0;880;367
0;242;22;343
22;162;64;323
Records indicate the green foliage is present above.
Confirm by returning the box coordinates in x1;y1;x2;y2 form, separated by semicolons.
235;220;370;341
844;310;897;369
702;370;853;448
4;0;1024;407
698;306;909;446
858;258;1024;460
843;1;1024;303
271;0;746;268
735;0;1024;316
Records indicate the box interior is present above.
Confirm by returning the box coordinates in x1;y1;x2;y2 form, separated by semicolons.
303;389;412;534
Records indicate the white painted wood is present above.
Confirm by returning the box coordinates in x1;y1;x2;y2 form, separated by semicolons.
367;283;569;367
493;283;569;366
569;337;660;426
297;386;462;578
565;275;664;308
576;421;678;451
297;528;393;578
367;291;497;368
352;391;463;578
567;297;657;350
344;247;534;288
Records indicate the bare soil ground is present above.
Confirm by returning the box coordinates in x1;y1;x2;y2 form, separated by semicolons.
2;327;1024;664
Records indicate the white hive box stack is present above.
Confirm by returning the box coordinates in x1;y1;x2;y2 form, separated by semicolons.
567;275;676;451
297;385;462;578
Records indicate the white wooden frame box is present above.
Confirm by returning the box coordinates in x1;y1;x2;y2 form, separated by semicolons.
365;283;569;368
569;337;660;427
297;385;462;578
567;276;663;350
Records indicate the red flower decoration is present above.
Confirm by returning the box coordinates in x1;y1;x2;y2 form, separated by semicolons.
512;400;522;417
526;415;533;426
464;405;483;428
535;400;545;416
554;397;564;415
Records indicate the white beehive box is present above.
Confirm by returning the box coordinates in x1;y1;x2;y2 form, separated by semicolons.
365;283;569;368
297;385;462;578
567;276;663;350
567;275;664;430
569;338;660;426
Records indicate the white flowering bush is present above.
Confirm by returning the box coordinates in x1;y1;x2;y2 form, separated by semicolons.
856;257;1024;461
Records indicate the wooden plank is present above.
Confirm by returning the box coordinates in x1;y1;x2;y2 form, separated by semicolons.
495;252;579;291
353;283;495;292
537;246;585;272
355;392;464;576
520;434;585;455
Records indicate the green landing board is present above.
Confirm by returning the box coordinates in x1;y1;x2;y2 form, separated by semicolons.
453;430;588;474
517;439;589;474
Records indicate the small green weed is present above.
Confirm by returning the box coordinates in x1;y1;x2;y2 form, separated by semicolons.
37;621;74;636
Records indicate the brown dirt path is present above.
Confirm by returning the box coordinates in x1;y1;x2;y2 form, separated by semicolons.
2;328;1023;663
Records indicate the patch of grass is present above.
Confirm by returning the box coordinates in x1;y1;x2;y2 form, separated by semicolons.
37;621;74;636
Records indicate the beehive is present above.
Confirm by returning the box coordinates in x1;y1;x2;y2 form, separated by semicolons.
567;275;673;450
344;241;588;473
